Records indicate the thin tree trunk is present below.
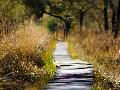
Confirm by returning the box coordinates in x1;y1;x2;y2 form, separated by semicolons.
110;0;120;37
79;10;85;33
112;10;116;33
114;0;120;37
64;28;66;40
64;20;72;40
56;29;59;40
110;0;116;34
116;0;120;29
104;0;109;31
96;19;103;33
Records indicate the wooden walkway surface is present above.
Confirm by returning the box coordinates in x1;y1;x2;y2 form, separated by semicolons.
44;42;94;90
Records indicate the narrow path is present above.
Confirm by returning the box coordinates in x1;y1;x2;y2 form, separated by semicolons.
44;42;94;90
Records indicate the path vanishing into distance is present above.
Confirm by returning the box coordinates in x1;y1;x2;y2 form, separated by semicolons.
44;42;94;90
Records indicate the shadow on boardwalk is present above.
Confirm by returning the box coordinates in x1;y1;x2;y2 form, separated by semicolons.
44;42;94;90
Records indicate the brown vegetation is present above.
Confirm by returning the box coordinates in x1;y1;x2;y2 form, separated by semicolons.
0;20;56;89
68;28;120;88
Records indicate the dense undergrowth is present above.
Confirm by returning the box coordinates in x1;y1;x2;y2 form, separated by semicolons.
68;26;120;89
0;20;56;90
0;0;56;89
0;0;31;36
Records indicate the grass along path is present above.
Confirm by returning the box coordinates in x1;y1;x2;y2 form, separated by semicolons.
44;42;94;90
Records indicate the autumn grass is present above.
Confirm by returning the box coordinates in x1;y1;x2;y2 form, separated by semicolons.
0;19;56;89
68;42;79;59
92;71;115;90
68;29;120;89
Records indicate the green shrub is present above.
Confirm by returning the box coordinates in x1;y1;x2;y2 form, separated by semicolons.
0;0;32;36
47;19;58;33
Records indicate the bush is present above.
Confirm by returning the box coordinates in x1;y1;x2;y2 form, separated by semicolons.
0;0;32;36
0;20;56;89
47;19;58;33
68;27;120;87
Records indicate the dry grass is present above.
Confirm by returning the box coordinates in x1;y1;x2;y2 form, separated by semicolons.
68;28;120;87
0;0;31;36
68;42;79;59
0;19;48;57
0;19;56;89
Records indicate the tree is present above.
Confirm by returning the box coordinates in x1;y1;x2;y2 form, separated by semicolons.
45;0;73;39
104;0;109;31
0;0;31;34
64;16;72;39
70;0;96;32
21;0;47;20
116;0;120;36
110;0;120;37
47;18;58;39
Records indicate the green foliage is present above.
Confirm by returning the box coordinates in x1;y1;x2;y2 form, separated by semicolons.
47;0;66;14
21;0;47;19
46;0;73;20
0;0;32;35
25;39;57;90
0;0;30;23
47;19;58;32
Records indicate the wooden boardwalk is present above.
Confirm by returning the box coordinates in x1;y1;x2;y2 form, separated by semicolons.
44;42;94;90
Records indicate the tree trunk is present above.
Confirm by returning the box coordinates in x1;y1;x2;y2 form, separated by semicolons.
117;0;120;23
96;19;103;33
64;20;72;40
104;0;109;31
79;9;85;33
56;29;59;40
110;0;116;35
114;0;120;37
110;0;120;37
112;10;116;34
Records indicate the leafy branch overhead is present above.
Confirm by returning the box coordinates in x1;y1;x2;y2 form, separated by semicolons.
1;0;120;37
